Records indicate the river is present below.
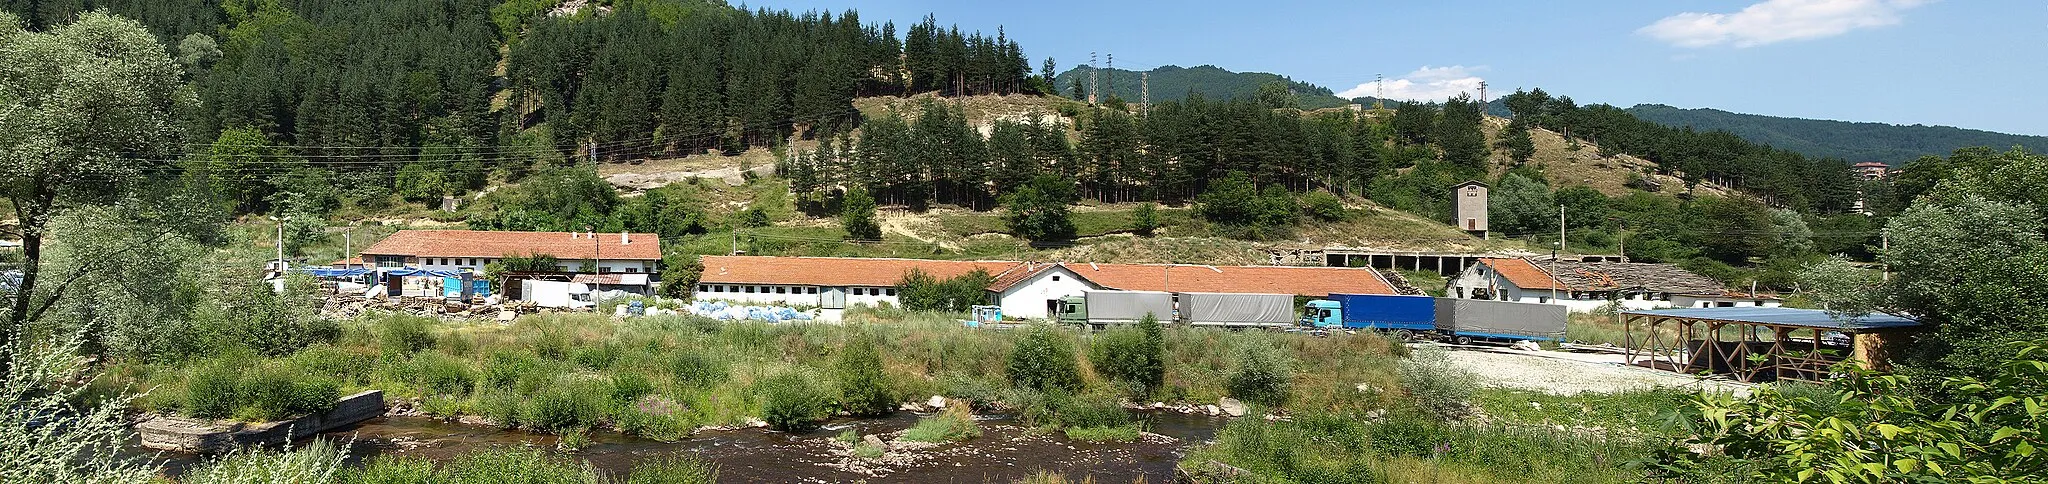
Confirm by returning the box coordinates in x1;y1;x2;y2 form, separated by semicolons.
148;411;1231;482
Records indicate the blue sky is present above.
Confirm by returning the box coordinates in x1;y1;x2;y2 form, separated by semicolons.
756;0;2047;136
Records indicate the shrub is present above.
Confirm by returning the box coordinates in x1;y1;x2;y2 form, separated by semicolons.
288;344;374;385
344;456;437;484
1007;326;1082;393
1396;347;1476;420
1088;316;1164;396
180;438;347;484
1227;344;1294;408
1132;202;1160;237
569;343;621;370
625;455;719;484
474;389;525;428
239;364;341;421
525;382;606;432
610;373;653;406
835;331;893;416
1302;190;1348;221
395;352;474;396
374;314;437;356
481;351;541;390
901;405;981;443
669;351;727;388
756;372;831;433
439;448;601;483
183;361;245;419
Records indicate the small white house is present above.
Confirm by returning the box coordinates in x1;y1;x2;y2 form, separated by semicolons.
985;263;1094;319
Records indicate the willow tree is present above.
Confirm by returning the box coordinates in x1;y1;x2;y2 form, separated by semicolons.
0;11;190;367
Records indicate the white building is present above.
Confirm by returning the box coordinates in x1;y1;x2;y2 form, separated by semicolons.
694;256;1400;320
360;230;662;275
1447;258;1779;313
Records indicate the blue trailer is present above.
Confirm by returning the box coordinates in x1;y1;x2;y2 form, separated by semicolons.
1299;294;1436;333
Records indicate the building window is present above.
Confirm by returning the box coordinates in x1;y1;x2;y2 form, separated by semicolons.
885;288;896;296
776;287;787;294
1467;189;1477;197
698;285;709;293
806;287;818;294
1052;275;1061;282
853;288;866;296
745;286;756;293
625;268;638;273
599;267;612;274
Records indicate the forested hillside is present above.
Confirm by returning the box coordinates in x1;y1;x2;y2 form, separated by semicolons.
1052;65;1350;109
1627;104;2048;163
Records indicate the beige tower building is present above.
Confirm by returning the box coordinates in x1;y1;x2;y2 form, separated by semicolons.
1452;181;1488;239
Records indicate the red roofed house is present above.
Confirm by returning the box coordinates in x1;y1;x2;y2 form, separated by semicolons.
696;256;1397;320
1852;162;1890;181
359;230;662;275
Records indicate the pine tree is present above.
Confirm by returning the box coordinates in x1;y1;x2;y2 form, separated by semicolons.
841;187;882;241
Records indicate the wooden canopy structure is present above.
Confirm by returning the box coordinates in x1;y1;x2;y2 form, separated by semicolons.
1622;307;1920;383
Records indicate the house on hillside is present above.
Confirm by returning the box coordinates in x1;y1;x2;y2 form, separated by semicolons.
359;230;663;275
1447;258;1778;312
1853;162;1891;180
694;256;1399;320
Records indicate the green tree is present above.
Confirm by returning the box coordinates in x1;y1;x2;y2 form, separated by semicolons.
1488;174;1556;237
840;187;882;241
1884;191;2048;387
1004;175;1078;242
1436;94;1489;170
658;254;703;299
1087;315;1165;396
0;11;194;366
1254;80;1299;110
1500;126;1536;164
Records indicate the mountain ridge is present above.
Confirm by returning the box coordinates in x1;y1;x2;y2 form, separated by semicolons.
1624;104;2048;164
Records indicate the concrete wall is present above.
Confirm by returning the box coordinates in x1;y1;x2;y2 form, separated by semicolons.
994;267;1094;319
138;390;385;453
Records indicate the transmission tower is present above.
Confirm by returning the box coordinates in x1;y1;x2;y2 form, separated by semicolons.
1479;80;1488;106
1106;53;1115;101
1088;51;1098;104
1140;71;1150;111
1373;73;1384;110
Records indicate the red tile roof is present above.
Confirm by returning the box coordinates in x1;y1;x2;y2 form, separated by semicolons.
986;262;1067;291
361;230;662;261
1478;258;1563;291
1064;262;1395;297
698;256;1016;287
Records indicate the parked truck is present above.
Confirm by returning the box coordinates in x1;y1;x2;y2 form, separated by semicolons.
1177;292;1295;328
1057;290;1174;329
1432;297;1566;344
1298;294;1436;336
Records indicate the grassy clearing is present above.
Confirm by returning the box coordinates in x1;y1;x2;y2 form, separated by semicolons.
1474;388;1692;435
1180;411;1657;484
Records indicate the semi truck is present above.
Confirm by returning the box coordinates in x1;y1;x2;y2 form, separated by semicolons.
1432;298;1566;344
1298;294;1436;336
1057;290;1174;329
1177;292;1296;328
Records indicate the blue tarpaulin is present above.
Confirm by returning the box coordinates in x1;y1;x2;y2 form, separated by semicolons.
300;268;370;278
383;268;459;278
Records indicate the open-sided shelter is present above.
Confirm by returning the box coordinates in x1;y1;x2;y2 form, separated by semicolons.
1621;307;1920;383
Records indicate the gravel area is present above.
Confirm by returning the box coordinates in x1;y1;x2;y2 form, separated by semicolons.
1431;344;1751;396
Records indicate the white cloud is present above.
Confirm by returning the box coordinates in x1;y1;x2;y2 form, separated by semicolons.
1639;0;1931;48
1334;65;1487;101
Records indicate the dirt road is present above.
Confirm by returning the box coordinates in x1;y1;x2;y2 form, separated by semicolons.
1429;343;1751;396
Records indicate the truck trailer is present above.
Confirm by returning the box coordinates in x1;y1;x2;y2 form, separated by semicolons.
1432;297;1566;344
1177;292;1295;328
1299;294;1436;334
1057;290;1174;329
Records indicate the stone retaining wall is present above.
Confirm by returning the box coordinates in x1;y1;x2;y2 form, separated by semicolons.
137;390;384;453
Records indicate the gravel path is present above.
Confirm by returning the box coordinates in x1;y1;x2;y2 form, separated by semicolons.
1432;345;1751;396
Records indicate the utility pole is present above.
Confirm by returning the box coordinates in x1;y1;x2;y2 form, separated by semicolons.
1554;205;1564;303
344;224;353;266
1881;229;1891;282
1559;205;1567;257
275;217;286;273
588;225;600;274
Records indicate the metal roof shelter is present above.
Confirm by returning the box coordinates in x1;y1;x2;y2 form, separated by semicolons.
1621;307;1921;383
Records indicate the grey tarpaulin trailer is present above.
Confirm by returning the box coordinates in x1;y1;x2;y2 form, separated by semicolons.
1432;297;1567;344
1058;290;1174;328
1177;292;1295;328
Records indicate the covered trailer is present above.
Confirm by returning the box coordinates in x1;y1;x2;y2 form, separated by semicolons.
1178;292;1295;328
1301;294;1435;332
1432;298;1566;344
1058;290;1174;327
522;280;594;309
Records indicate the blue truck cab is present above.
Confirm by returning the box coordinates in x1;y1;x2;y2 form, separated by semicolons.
1298;294;1436;333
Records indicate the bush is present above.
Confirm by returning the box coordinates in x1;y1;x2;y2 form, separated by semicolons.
1302;190;1348;221
394;352;474;396
239;364;341;421
610;372;653;406
1132;202;1160;237
481;351;541;390
374;314;437;356
897;268;996;312
1007;326;1082;393
1227;344;1294;408
901;405;981;443
525;382;606;432
183;361;245;419
1396;347;1477;420
1088;316;1165;396
625;455;719;484
835;331;893;417
669;351;727;388
439;448;601;483
757;372;832;433
569;342;621;370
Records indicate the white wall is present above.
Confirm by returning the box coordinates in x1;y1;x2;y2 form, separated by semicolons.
844;286;901;308
994;267;1095;319
695;283;824;306
1671;295;1783;309
412;257;655;274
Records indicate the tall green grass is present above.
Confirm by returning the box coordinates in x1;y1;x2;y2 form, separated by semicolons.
1181;411;1657;483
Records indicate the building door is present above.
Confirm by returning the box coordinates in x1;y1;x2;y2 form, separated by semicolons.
820;287;846;309
1046;299;1059;316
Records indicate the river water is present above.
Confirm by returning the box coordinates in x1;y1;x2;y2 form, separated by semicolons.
149;411;1231;482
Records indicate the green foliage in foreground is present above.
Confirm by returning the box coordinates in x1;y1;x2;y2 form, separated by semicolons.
1654;343;2048;482
178;443;719;484
756;372;833;433
1088;315;1166;397
1182;411;1656;483
1007;326;1084;393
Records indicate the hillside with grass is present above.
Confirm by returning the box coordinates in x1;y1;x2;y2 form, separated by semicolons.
1053;64;1351;109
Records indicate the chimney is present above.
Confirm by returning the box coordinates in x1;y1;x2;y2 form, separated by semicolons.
569;231;578;239
620;231;630;245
